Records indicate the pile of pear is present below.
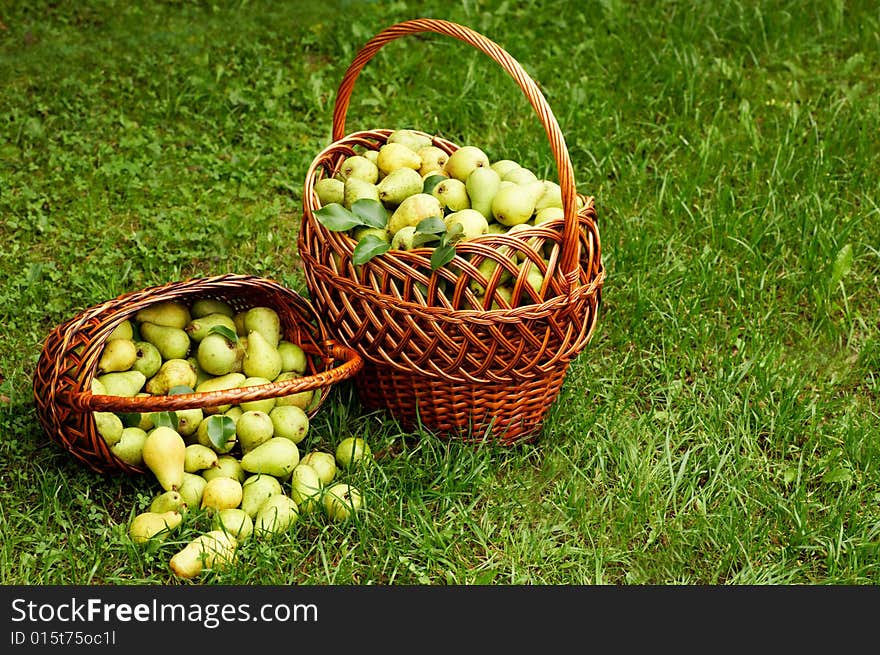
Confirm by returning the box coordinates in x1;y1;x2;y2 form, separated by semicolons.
87;298;370;578
314;129;586;305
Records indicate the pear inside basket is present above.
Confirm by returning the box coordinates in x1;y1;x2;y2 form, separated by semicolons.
33;275;363;475
306;128;598;313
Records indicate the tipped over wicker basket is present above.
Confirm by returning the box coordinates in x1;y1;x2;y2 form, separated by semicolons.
33;274;363;475
298;19;605;445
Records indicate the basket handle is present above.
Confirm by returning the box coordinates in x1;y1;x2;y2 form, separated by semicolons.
332;18;582;295
69;341;363;413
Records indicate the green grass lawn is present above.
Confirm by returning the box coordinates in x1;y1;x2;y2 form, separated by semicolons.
1;0;878;585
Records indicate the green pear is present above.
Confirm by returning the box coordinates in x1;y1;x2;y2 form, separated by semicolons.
142;426;187;491
444;209;489;241
128;510;183;545
444;145;490;182
233;310;248;337
91;377;107;395
236;410;275;454
97;370;146;397
195;372;247;414
338;154;379;184
213;508;253;541
352;226;391;243
170;405;204;440
240;473;284;518
241;437;300;479
269;405;309;444
483;284;514;310
253;494;299;537
243;306;282;348
131;341;162;378
314;177;345;206
95;411;124;447
273;372;315;410
202;454;246;483
431;177;470;212
491;181;542;227
523;263;546;298
342;177;380;210
417;145;449;177
185;312;237;343
97;338;138;374
139;322;190;361
490;159;522;179
322;482;364;522
170;529;237;579
187;356;212;387
376;142;422;176
469;256;513;295
289;463;322;514
387;128;433;153
465;166;502;219
177;471;208;509
277;341;308;374
387;193;443;235
111;426;148;466
237;376;276;414
184;443;219;473
534;206;564;225
486;222;508;234
135;301;191;329
190;298;235;319
377;166;423;206
503;166;539;185
390;225;417;251
225;406;244;423
534;180;563;211
150;490;186;514
145;358;198;396
107;319;134;341
335;436;371;471
243;330;283;381
201;476;243;511
362;149;379;166
300;450;337;486
197;332;241;376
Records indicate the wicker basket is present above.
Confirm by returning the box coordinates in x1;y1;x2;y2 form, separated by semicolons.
33;273;363;475
298;19;605;445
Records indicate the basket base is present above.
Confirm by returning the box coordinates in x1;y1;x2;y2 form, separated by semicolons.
353;361;569;445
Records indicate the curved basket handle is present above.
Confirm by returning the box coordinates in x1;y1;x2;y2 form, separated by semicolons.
332;18;582;295
68;341;363;412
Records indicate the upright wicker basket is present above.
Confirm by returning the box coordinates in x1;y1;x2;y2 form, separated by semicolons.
33;274;363;475
298;19;605;445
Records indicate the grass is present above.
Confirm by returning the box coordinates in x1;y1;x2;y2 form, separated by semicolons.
1;0;878;585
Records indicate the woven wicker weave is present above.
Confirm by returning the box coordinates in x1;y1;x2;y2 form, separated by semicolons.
298;19;605;444
33;274;363;475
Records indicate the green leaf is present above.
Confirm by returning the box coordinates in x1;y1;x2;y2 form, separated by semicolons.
119;412;141;428
314;202;364;231
205;414;236;451
430;243;457;270
830;243;853;289
422;174;447;195
412;231;442;248
415;216;446;235
153;411;177;429
208;324;239;343
351;198;389;229
168;385;195;395
352;233;391;265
